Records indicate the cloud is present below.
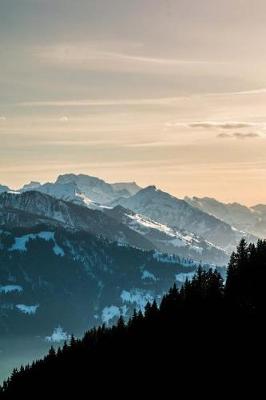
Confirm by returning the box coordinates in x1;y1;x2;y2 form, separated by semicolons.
35;43;222;75
164;122;188;128
0;116;6;121
59;116;69;122
233;132;260;139
217;132;260;140
18;97;184;107
188;122;257;129
211;88;266;97
165;121;265;131
37;45;210;67
217;133;231;139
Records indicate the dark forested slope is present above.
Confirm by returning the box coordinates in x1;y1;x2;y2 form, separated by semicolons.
1;239;265;397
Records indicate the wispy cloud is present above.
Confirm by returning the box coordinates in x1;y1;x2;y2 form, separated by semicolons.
18;97;184;107
165;121;266;130
35;43;221;75
217;132;260;139
211;88;266;97
188;122;256;129
98;52;211;66
0;116;6;121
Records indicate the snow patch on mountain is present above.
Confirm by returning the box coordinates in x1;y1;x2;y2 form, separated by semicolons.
101;304;129;324
7;191;20;195
0;285;23;294
102;306;121;324
126;213;174;235
10;231;65;256
16;304;39;315
75;192;96;207
126;210;216;255
141;270;157;281
120;289;154;312
45;326;71;343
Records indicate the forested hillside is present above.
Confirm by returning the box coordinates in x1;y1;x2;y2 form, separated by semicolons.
1;238;265;397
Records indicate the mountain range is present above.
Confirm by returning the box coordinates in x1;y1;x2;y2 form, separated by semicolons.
0;191;154;251
185;196;266;238
114;185;257;253
1;173;261;261
0;172;265;382
19;174;141;207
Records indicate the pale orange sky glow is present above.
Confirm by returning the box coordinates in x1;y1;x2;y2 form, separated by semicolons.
1;1;266;205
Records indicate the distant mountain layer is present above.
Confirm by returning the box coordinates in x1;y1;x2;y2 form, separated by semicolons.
114;186;257;252
1;173;261;259
20;174;142;205
0;191;154;251
104;205;228;264
185;196;266;238
0;191;229;264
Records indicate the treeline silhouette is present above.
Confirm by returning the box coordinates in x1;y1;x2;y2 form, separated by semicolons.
1;238;265;397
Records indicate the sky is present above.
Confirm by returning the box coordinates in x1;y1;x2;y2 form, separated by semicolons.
1;0;266;205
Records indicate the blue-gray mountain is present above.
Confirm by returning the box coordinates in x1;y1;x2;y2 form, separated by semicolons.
103;205;227;264
0;190;229;264
20;174;141;206
113;185;257;253
0;224;197;336
0;223;200;381
0;190;154;251
2;173;260;260
185;196;266;238
0;185;9;194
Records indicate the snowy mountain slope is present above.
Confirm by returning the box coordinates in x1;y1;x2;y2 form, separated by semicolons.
4;173;262;254
53;174;141;203
0;225;197;336
0;190;228;264
185;196;266;238
0;224;201;380
113;186;257;252
16;174;264;245
0;191;154;251
27;181;97;207
0;184;10;194
21;180;102;209
104;206;228;264
20;174;142;209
